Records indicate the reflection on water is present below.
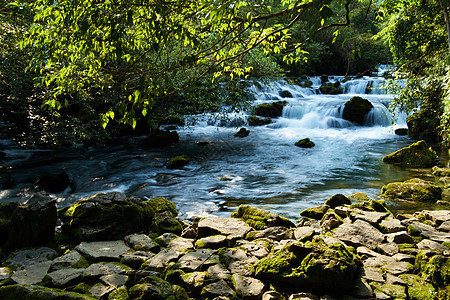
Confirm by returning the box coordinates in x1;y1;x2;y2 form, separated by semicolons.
0;75;444;220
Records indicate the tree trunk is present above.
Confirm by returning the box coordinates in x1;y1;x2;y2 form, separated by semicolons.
438;0;450;53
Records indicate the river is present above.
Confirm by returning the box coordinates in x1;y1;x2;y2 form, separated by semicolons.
0;73;426;220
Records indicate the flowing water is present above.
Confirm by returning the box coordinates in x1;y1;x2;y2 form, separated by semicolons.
0;74;426;220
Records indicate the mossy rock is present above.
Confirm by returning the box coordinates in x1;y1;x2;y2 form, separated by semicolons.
347;192;370;202
130;276;188;300
382;140;439;168
349;199;391;213
255;239;360;294
300;205;330;220
381;178;442;202
108;286;129;300
166;155;190;169
399;274;435;300
432;166;450;177
325;194;351;208
254;101;286;118
247;116;272;126
342;96;373;125
295;138;315;148
0;284;95;299
231;205;295;230
319;82;343;95
279;90;293;98
407;108;440;144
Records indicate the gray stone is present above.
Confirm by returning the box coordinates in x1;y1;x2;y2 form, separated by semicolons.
321;212;342;231
417;239;450;252
410;222;450;243
154;232;178;247
124;233;159;252
289;292;320;300
176;249;218;272
50;250;84;271
143;248;182;270
75;240;131;261
419;210;450;226
235;240;271;258
377;242;399;256
233;274;265;299
201;279;235;298
363;255;413;275
380;216;406;233
334;206;350;216
168;237;195;253
198;217;252;240
262;291;285;300
221;248;257;276
360;266;384;282
374;291;391;300
294;226;316;241
196;235;227;249
386;273;406;286
180;271;207;290
47;268;85;286
439;220;450;232
392;253;415;263
351;277;373;298
207;264;231;280
6;247;57;268
386;231;414;244
83;262;128;278
89;283;115;299
0;268;10;281
120;251;154;269
350;210;389;225
356;246;379;259
11;261;52;285
101;274;128;287
332;220;385;250
247;226;292;241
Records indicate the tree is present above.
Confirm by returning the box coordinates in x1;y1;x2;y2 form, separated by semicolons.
13;0;353;130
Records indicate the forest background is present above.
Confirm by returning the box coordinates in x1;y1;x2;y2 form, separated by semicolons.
0;0;449;149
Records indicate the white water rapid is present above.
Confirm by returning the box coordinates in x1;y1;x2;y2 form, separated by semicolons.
0;75;416;220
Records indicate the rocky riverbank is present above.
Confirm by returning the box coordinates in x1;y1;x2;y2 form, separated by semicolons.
0;187;449;299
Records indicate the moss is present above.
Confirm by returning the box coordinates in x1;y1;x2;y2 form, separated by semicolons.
399;274;435;300
371;283;407;299
72;254;90;269
349;199;391;213
295;138;315;148
231;205;295;230
382;140;438;167
147;197;178;215
0;284;95;299
347;192;369;202
381;178;442;202
166;155;190;169
194;239;207;249
443;242;450;248
299;205;330;220
108;286;129;300
73;282;92;294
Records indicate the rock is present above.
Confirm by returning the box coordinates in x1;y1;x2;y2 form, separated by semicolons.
207;264;231;280
295;138;315;148
360;266;384;282
83;262;129;278
332;220;384;250
201;279;235;298
363;255;413;275
50;250;88;272
349;199;391;213
350;210;389;226
47;268;85;287
36;171;71;193
7;247;57;269
399;274;436;300
386;231;414;244
321;211;342;231
168;237;195;253
142;249;182;271
143;130;179;147
89;283;115;299
0;267;10;282
120;251;154;269
59;192;181;242
352;277;373;298
197;217;252;242
175;249;218;272
347;192;370;202
75;241;131;261
231;205;295;230
166;155;190;169
246;226;292;241
255;101;286;118
439;220;450;232
294;226;316;241
0;284;94;299
342;96;373;125
235;128;250;137
289;293;319;300
381;178;442;202
418;210;450;226
370;283;407;299
432;166;450;177
0;201;21;247
236;240;271;258
233;274;265;299
248;116;272;126
5;193;57;251
262;291;285;300
195;235;227;249
11;262;52;285
155;232;178;247
178;271;206;293
380;216;406;233
325;194;351;208
300;205;329;220
319;82;343;95
255;240;359;294
382;140;439;167
279;90;293;98
394;128;408;136
407;108;440;144
417;239;450;252
129;276;187;300
101;273;128;287
377;242;399;256
124;233;160;252
221;248;258;276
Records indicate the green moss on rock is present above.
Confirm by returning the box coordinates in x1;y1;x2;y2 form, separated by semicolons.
166;155;190;169
381;178;442;202
342;96;374;125
432;166;450;177
300;205;330;220
108;286;129;300
0;284;95;300
325;194;351;208
347;192;370;202
382;140;439;167
399;274;435;300
231;205;295;230
295;138;315;148
254;101;286;118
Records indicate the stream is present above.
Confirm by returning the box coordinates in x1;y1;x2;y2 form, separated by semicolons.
0;72;433;220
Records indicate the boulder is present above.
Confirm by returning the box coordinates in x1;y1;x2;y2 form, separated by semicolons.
432;166;450;177
197;217;252;241
59;192;181;242
75;241;131;262
300;205;329;220
129;276;188;300
325;194;351;208
279;90;293;98
166;155;190;169
394;128;408;136
5;193;57;251
255;101;286;118
381;178;442;202
332;220;385;250
319;82;343;95
36;171;71;193
143;130;179;147
407;108;440;144
234;128;250;138
295;138;315;148
342;96;373;125
382;140;438;167
255;240;359;294
247;116;272;126
231;205;295;230
0;284;94;299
